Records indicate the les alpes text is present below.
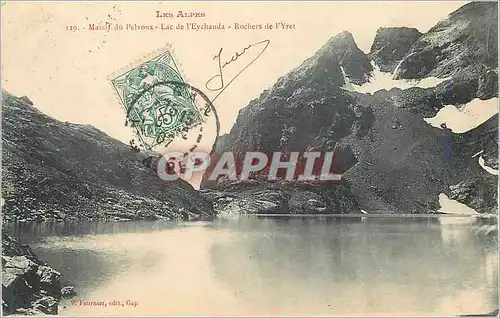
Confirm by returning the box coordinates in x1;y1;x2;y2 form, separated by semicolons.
156;10;206;18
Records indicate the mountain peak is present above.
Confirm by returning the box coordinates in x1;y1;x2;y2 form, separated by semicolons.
394;1;498;79
319;30;373;85
327;30;356;45
448;1;498;20
369;27;422;73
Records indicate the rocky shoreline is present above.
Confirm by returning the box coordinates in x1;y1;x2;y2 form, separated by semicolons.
2;232;75;316
200;179;360;215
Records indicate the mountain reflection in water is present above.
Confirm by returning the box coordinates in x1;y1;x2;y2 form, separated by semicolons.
4;216;498;316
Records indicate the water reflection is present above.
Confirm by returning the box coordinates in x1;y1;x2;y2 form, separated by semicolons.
7;220;184;238
3;216;498;316
209;217;498;315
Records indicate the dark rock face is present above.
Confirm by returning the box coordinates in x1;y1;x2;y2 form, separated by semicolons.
2;233;62;315
201;3;498;214
369;27;422;73
459;114;499;170
373;81;498;176
434;66;481;105
345;2;498;214
341;91;497;214
386;1;499;155
205;31;375;172
376;66;498;124
385;87;442;117
200;180;360;215
477;68;499;100
200;31;375;210
434;64;499;106
2;91;214;222
394;2;498;80
327;31;373;85
449;178;497;214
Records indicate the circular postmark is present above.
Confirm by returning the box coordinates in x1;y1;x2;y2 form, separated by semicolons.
110;49;220;171
126;79;220;171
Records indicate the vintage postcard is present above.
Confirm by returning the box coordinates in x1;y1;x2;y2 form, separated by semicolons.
1;1;498;316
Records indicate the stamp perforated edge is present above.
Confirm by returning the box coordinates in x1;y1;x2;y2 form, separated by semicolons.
107;43;207;150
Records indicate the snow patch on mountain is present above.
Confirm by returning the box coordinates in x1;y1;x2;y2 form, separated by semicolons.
479;156;499;175
342;61;447;94
423;98;499;133
340;67;356;91
437;193;478;215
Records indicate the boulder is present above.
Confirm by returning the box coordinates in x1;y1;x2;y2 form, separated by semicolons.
4;256;39;283
32;296;58;315
61;286;77;299
1;234;63;315
12;308;47;316
37;266;62;297
2;271;31;312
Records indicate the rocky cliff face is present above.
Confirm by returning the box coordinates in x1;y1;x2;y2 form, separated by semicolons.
339;89;497;214
392;0;499;108
208;30;374;172
2;233;63;315
369;27;422;73
2;92;214;222
200;30;374;213
201;2;498;214
394;2;497;80
328;31;374;85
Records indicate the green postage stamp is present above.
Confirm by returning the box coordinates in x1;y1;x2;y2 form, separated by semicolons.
111;50;203;149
